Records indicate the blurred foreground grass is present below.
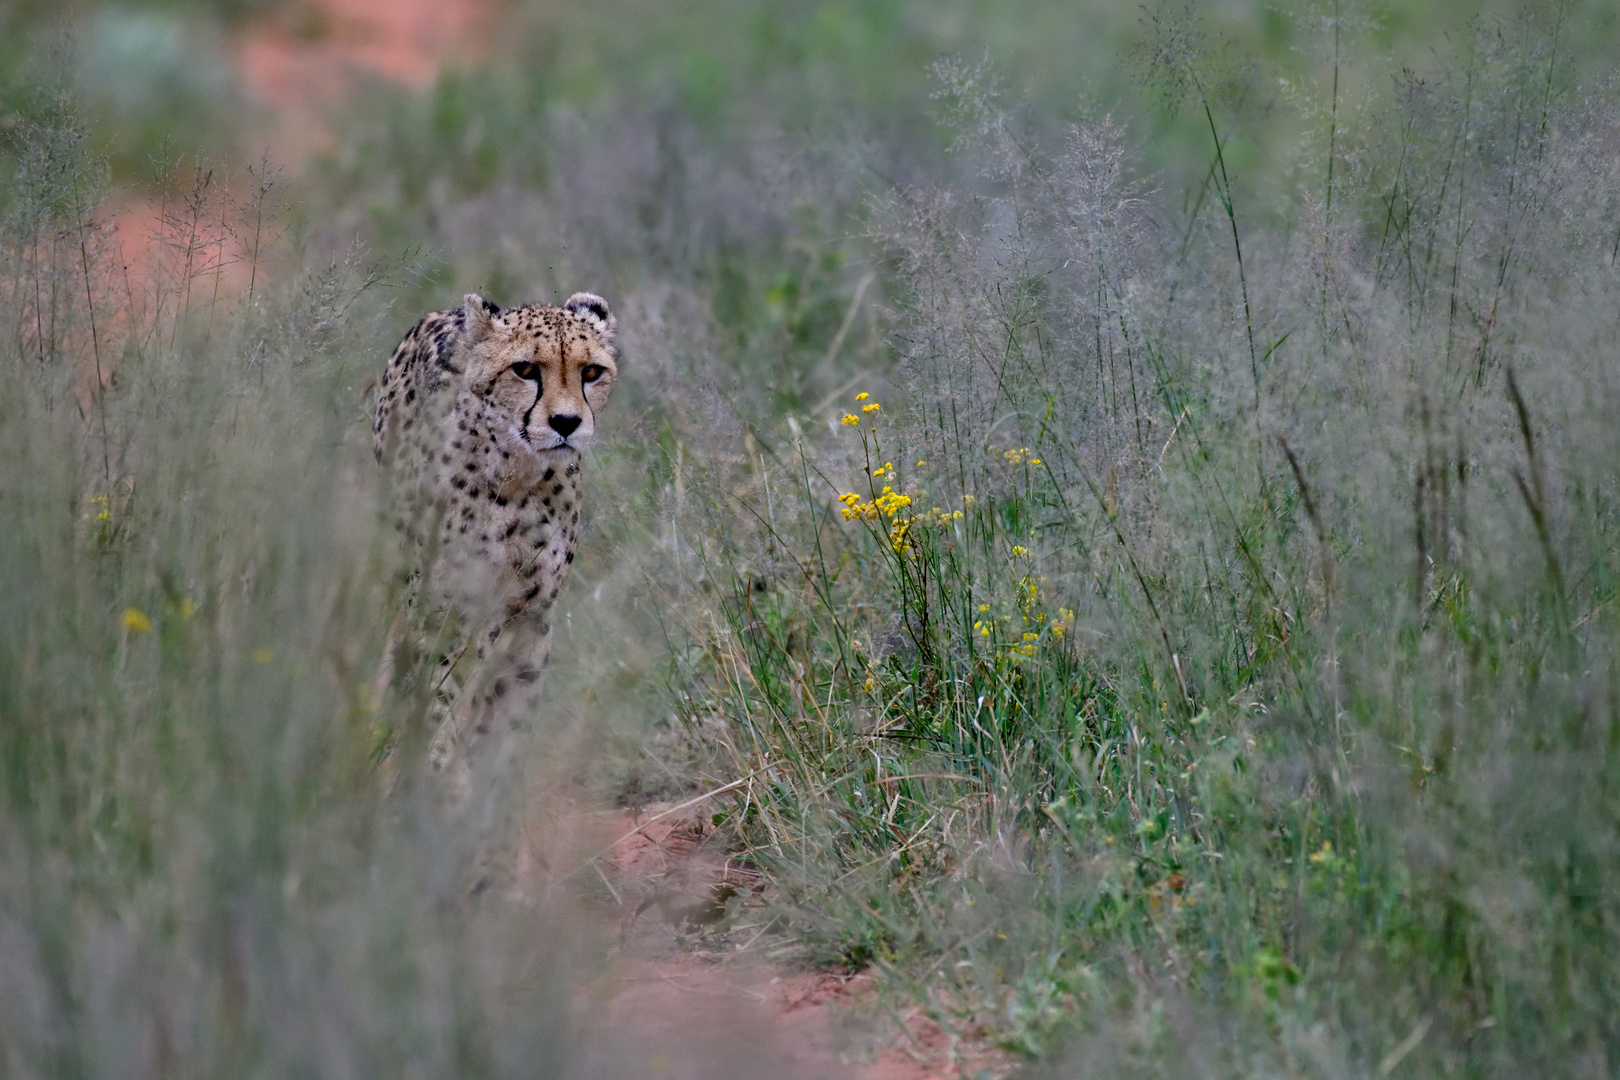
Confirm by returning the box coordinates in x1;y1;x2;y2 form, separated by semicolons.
4;1;1620;1077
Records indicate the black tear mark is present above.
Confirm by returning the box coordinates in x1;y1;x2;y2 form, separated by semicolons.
520;379;543;441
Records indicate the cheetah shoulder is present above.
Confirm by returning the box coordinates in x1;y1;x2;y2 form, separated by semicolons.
373;309;465;462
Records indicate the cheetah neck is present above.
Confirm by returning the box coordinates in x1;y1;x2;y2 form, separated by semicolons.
496;445;581;504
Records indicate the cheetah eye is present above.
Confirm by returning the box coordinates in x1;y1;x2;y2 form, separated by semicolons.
581;364;607;384
510;361;542;383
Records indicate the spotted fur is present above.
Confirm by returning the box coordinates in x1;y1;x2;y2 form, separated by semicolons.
375;291;619;780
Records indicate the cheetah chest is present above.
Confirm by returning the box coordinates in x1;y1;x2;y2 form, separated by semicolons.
431;428;582;620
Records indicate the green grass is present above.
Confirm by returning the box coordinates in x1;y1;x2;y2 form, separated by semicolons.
4;1;1620;1077
642;10;1620;1074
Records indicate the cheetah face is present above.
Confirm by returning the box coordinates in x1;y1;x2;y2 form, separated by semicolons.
460;292;619;453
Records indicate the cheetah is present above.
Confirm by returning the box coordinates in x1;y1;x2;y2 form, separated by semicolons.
373;291;618;783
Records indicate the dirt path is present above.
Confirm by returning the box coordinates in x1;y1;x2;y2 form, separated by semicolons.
561;801;998;1079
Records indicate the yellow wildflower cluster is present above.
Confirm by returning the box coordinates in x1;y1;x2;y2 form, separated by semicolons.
886;518;911;554
842;485;967;554
1018;574;1041;602
838;392;883;430
838;491;872;520
874;487;912;517
840;485;912;522
121;596;199;635
968;570;1077;664
834;392;965;555
85;495;116;545
842;488;907;524
998;446;1043;467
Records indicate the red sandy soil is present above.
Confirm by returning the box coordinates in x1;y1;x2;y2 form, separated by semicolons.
104;0;495;289
238;0;495;95
561;801;1005;1080
235;0;495;159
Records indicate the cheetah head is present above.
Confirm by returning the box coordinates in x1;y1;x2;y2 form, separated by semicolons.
460;291;619;453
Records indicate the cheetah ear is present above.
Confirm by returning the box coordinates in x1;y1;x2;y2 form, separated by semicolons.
564;292;616;349
462;293;499;344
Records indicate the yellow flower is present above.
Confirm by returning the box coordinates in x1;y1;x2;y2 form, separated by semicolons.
916;460;927;467
1011;545;1029;557
862;403;880;413
978;604;990;612
121;608;152;634
841;413;859;426
952;510;963;520
855;392;869;401
1031;458;1043;466
874;488;912;519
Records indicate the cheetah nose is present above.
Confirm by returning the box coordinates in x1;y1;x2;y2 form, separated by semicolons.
548;414;582;438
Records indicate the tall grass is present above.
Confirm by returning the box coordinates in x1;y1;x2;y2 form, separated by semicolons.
5;2;1620;1077
666;11;1620;1075
0;86;620;1077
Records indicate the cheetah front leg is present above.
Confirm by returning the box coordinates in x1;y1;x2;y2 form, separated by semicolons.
372;593;474;796
430;610;554;894
441;608;554;782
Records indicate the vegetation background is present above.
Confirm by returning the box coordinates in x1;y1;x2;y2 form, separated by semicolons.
3;0;1620;1076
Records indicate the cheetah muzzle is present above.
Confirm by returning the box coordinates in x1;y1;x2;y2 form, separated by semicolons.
374;291;619;788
